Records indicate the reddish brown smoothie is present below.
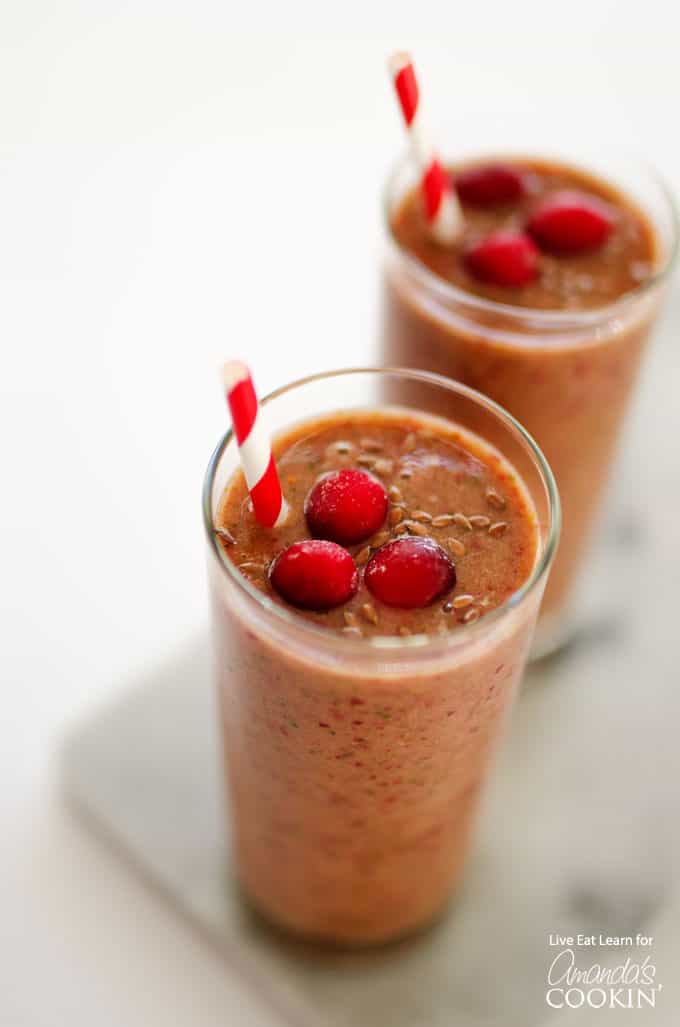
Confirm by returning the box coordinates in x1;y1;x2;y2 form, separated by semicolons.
383;157;673;632
208;407;546;944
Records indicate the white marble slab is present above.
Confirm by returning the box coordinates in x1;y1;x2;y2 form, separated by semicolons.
62;293;680;1027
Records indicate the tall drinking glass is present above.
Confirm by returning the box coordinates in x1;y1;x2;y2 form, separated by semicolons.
204;368;559;944
381;149;677;655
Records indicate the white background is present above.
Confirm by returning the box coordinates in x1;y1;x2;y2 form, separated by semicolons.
2;2;680;1024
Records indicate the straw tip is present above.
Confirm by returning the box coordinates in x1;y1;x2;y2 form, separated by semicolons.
387;51;412;76
221;360;250;393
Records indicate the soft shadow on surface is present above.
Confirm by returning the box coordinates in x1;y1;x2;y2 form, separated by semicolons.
63;583;680;1027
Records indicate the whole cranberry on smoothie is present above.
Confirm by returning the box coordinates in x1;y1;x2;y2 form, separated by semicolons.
382;155;676;647
206;378;557;945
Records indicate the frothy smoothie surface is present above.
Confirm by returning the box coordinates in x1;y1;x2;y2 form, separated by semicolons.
391;158;658;310
216;411;538;637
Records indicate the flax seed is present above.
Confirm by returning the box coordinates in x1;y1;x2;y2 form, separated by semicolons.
452;594;475;610
344;610;359;628
239;562;263;573
453;513;473;531
394;521;409;534
371;531;391;548
389;506;407;526
355;546;371;566
486;488;506;510
410;510;432;523
357;454;376;468
373;458;394;476
463;607;480;624
401;520;429;536
400;468;413;479
388;485;403;503
447;537;466;557
488;521;509;537
215;526;235;544
361;603;379;625
432;514;455;528
469;515;491;529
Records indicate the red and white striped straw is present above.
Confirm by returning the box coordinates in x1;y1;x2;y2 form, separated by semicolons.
388;52;463;245
222;361;288;528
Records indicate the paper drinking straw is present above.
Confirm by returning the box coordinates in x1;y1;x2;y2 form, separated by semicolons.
222;361;288;528
388;52;463;245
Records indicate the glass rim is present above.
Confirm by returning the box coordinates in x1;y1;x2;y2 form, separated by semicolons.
202;367;561;655
383;148;680;330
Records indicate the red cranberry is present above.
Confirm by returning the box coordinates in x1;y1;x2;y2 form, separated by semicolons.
455;163;526;206
464;231;539;287
527;190;614;253
269;540;358;610
305;468;388;545
364;537;456;609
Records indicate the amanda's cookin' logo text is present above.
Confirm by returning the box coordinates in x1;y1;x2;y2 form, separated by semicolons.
545;934;663;1011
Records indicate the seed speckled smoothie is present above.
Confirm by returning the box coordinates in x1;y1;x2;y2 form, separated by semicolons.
382;154;676;646
205;369;558;945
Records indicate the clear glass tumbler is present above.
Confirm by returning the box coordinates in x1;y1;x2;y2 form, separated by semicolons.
203;368;559;945
381;148;677;656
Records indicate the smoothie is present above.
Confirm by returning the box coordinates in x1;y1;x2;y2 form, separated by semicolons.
205;371;557;945
382;156;675;639
218;413;537;636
